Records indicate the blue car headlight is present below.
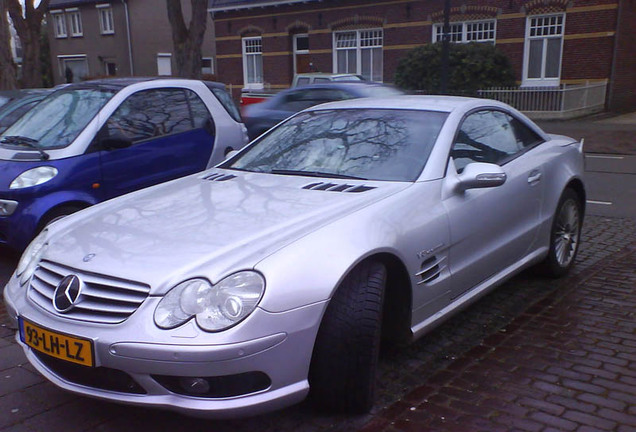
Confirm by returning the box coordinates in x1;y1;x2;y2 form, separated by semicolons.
10;166;58;189
154;271;265;332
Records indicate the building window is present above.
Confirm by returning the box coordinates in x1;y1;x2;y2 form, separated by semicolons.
66;9;83;37
157;53;172;76
97;5;114;35
59;55;89;83
333;29;383;82
52;12;67;38
202;57;214;75
242;37;263;88
523;14;565;86
433;20;496;43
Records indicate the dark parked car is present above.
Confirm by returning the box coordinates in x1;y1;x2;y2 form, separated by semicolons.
0;89;52;134
242;82;404;140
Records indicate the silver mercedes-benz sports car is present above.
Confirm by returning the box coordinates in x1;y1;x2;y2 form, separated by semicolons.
4;96;585;418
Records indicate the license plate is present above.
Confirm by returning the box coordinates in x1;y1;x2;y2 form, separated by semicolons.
19;317;94;367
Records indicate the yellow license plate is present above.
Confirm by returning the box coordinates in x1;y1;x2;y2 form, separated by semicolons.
19;318;94;367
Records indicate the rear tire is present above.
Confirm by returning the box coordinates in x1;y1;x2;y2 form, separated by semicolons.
539;188;582;277
309;260;386;413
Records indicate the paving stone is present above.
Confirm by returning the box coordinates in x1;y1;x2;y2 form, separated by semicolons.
0;214;635;431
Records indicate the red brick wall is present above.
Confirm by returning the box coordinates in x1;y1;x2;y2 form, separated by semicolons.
213;0;622;100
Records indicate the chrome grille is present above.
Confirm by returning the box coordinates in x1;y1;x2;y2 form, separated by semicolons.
28;260;151;324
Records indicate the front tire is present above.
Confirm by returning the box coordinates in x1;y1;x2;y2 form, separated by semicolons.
309;260;386;413
540;188;583;277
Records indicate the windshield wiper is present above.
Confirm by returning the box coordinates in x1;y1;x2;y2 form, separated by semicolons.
271;169;367;180
1;136;49;160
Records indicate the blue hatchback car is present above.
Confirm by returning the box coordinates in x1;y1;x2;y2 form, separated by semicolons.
0;78;248;251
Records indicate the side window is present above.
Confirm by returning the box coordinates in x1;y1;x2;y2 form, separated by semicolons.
296;77;310;86
451;110;521;172
509;116;544;148
104;89;194;142
186;90;212;129
207;86;242;123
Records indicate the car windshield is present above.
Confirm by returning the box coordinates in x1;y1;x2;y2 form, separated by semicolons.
226;108;448;182
0;87;116;150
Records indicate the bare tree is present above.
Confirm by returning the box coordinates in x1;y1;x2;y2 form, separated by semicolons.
166;0;208;78
0;1;18;90
7;0;49;88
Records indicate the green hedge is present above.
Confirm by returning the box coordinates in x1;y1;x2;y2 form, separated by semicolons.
394;43;516;94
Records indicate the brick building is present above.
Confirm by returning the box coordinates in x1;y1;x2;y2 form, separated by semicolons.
47;0;216;85
209;0;635;112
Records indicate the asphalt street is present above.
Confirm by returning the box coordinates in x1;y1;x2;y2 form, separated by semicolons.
584;154;636;219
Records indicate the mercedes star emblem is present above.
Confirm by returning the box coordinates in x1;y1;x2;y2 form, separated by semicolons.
53;275;84;313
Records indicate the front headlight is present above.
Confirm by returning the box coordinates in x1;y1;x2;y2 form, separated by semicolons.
10;166;58;189
154;271;265;332
16;229;48;285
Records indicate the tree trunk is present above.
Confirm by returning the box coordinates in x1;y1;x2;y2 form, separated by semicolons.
7;0;49;88
166;0;208;79
0;1;19;90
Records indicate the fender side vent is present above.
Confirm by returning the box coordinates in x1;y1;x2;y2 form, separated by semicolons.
203;172;237;182
302;182;376;193
416;256;446;285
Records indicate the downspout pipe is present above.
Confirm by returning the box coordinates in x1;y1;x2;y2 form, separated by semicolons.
122;0;134;76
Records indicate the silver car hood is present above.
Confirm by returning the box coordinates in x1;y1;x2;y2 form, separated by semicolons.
43;170;409;294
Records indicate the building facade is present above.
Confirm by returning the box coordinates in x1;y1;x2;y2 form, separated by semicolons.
210;0;634;112
47;0;216;85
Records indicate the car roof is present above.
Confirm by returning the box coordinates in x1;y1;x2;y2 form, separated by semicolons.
305;95;509;113
58;77;225;90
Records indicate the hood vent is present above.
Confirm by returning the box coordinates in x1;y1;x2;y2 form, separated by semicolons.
416;256;446;285
202;172;237;182
303;182;376;193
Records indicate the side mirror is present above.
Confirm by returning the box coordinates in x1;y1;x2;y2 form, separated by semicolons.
456;162;506;191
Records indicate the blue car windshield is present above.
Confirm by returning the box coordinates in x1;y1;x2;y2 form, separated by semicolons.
0;87;116;150
227;108;448;182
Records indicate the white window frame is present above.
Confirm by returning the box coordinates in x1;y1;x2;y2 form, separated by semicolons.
293;33;309;75
333;28;383;82
66;8;83;37
51;11;67;38
58;54;89;82
242;36;264;89
201;57;214;75
96;4;114;35
522;13;565;87
432;19;496;44
157;53;172;76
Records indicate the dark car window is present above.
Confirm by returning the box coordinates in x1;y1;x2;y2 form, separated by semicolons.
228;108;448;182
296;77;311;86
0;99;40;131
451;110;522;172
509;116;544;148
105;89;207;142
209;87;242;123
279;88;351;112
187;90;213;129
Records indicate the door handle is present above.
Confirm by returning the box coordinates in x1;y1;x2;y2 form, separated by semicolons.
528;170;542;185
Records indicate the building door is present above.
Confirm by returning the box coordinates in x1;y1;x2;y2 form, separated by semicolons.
293;34;310;75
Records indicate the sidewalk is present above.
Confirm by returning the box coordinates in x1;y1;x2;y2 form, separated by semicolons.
360;238;636;432
537;111;636;155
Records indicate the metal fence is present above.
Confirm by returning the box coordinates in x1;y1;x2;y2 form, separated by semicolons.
477;81;608;118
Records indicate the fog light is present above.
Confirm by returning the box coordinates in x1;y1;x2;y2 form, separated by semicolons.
0;200;18;216
179;377;210;395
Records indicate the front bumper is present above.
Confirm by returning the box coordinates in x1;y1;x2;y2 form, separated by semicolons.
4;274;326;418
